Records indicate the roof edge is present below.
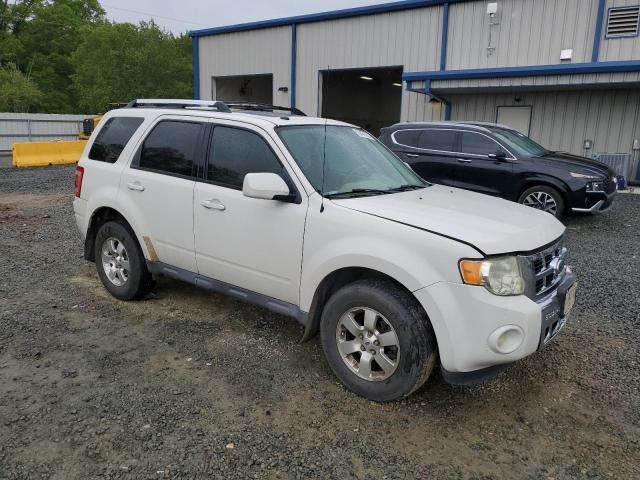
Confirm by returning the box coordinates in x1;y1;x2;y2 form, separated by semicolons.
403;61;640;82
189;0;462;37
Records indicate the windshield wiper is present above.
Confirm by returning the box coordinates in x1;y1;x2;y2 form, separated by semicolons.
325;188;393;199
387;184;428;192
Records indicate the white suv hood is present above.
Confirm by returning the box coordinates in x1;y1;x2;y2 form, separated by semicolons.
331;185;565;255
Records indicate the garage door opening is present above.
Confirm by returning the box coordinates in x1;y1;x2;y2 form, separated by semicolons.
213;74;273;104
320;67;403;136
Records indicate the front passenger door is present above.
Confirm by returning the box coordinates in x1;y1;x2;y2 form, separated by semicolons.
453;131;514;197
193;124;307;304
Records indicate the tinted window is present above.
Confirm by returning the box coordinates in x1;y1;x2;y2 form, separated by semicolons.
418;129;458;152
393;129;422;148
89;117;143;163
208;127;284;189
139;121;202;177
460;132;502;156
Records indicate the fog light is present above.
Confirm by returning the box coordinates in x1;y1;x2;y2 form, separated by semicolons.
488;326;524;354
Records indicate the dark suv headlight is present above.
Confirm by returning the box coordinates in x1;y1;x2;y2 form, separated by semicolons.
586;180;605;192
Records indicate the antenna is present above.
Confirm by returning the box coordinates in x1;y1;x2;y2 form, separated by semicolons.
320;66;330;213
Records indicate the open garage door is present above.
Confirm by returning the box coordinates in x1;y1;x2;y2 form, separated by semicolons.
320;67;402;136
213;74;273;104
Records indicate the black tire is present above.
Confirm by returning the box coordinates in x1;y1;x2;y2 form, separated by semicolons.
320;279;437;402
94;220;153;301
518;185;565;218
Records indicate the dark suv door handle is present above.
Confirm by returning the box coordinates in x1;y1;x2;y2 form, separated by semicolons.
405;153;420;158
457;158;473;163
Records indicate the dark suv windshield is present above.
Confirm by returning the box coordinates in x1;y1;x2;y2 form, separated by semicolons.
277;125;425;197
490;127;548;157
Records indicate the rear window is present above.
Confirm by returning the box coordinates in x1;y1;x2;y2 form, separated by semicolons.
418;129;458;152
392;129;422;148
139;121;202;177
89;117;144;163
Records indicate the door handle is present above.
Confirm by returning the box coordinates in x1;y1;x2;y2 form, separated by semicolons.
201;199;226;211
127;181;145;192
405;153;420;158
457;158;473;163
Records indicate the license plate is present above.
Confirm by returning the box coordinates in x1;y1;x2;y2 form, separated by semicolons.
564;283;577;316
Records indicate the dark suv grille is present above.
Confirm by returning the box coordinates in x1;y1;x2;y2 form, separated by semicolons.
521;238;568;299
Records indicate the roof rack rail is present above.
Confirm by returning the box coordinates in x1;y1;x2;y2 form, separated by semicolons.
125;99;232;113
225;102;306;116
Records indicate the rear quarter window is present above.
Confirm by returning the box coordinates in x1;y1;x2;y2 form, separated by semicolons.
88;117;144;163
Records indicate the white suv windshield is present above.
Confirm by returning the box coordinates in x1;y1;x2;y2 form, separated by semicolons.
277;125;425;197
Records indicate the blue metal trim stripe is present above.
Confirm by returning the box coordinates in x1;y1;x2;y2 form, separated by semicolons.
189;0;466;37
403;60;640;81
592;0;607;62
192;36;200;100
440;2;450;71
291;24;297;109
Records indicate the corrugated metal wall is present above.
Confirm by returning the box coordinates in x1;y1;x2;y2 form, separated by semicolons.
0;113;87;151
295;7;443;121
600;0;640;61
198;27;292;106
450;89;640;155
447;0;599;69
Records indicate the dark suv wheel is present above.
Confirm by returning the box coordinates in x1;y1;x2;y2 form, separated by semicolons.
94;220;153;300
518;185;565;218
320;279;437;402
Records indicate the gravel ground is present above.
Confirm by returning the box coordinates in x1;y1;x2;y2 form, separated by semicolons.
0;165;639;480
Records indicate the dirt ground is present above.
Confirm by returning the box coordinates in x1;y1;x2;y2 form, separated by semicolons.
1;165;639;480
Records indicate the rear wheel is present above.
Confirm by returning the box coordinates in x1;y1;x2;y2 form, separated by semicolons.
94;221;153;300
518;185;565;218
320;279;437;402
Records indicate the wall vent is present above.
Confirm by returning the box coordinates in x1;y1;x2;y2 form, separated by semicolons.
606;6;640;38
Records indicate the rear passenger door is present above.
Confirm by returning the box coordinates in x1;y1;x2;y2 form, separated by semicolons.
193;122;307;305
121;117;207;272
391;128;459;185
453;131;515;197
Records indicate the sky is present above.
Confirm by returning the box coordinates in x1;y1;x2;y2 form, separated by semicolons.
100;0;394;34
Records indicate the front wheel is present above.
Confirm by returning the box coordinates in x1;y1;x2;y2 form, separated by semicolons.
518;185;565;218
320;279;437;402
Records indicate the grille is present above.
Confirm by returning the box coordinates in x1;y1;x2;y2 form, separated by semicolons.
607;6;640;38
521;238;568;298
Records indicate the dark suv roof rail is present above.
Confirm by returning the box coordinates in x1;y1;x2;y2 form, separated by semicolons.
225;102;306;116
125;99;232;113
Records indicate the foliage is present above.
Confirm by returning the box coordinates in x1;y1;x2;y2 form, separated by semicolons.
0;63;43;112
0;1;193;113
71;21;192;112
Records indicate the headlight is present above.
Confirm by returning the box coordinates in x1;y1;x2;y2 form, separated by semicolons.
586;180;604;192
459;256;525;296
569;172;599;179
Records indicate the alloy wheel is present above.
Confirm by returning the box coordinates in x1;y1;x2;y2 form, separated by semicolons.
335;307;400;381
523;191;558;216
101;237;130;287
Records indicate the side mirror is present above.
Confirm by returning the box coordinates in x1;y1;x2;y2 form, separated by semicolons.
242;172;291;201
488;150;508;160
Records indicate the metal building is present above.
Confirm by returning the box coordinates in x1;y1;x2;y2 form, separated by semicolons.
190;0;640;170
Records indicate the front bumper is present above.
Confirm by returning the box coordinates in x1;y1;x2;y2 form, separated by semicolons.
413;269;577;383
572;190;616;213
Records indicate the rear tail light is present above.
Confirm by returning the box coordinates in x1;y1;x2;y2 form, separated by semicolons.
74;166;84;198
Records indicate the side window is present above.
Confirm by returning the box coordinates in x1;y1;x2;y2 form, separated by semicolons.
393;130;421;148
460;132;502;156
418;129;458;152
89;117;144;163
208;126;285;189
139;121;202;177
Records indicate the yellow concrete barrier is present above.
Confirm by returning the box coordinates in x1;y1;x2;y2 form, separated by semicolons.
12;140;87;168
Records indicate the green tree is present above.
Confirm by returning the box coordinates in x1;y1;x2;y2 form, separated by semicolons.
0;63;43;112
71;21;192;112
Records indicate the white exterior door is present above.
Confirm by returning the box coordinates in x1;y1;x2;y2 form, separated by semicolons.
120;117;206;272
193;123;307;304
496;106;532;136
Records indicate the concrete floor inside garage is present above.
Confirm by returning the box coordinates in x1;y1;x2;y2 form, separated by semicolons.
320;67;402;136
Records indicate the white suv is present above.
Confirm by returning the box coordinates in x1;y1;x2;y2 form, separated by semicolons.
73;99;577;401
